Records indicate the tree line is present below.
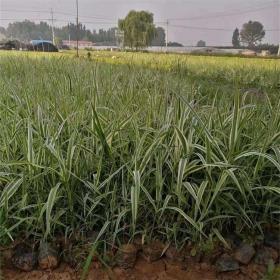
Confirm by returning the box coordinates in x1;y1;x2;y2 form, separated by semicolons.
0;18;167;47
1;21;119;46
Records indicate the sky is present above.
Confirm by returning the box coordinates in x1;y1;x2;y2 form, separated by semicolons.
0;0;279;46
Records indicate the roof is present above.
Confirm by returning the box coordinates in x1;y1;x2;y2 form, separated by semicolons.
31;40;52;45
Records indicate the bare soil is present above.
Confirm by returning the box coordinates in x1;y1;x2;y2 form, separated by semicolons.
3;257;219;280
2;255;272;280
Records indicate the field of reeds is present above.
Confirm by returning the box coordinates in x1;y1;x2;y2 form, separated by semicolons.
0;51;279;252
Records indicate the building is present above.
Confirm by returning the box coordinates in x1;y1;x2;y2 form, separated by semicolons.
241;50;256;56
62;40;95;49
191;47;226;55
260;50;271;57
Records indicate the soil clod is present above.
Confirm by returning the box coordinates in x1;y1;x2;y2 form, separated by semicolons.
63;244;89;269
226;233;242;249
38;242;60;270
264;231;280;251
254;246;279;266
234;243;255;265
116;244;137;269
216;254;240;272
142;241;165;263
165;246;184;263
11;243;38;272
133;237;143;252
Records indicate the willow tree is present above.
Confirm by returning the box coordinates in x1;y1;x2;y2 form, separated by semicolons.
118;11;156;50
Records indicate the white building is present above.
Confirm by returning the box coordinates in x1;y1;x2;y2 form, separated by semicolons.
62;40;95;49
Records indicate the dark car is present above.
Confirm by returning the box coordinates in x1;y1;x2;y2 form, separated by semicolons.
28;41;58;52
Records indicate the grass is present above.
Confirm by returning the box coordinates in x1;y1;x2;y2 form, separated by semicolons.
0;51;279;251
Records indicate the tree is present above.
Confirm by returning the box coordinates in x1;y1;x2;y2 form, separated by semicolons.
240;21;265;47
2;21;118;45
118;10;156;49
0;27;6;41
0;26;6;35
6;21;53;42
196;40;206;47
232;28;240;48
151;27;165;46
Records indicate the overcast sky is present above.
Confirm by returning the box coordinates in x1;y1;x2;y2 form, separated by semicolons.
1;0;279;45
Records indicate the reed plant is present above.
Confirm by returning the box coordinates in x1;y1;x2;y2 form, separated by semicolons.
0;52;279;249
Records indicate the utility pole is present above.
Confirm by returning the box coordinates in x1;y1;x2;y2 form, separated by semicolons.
277;0;280;56
68;23;71;47
166;19;169;52
76;0;79;57
51;8;55;45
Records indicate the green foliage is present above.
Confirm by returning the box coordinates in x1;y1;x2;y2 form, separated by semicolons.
151;27;166;47
240;21;265;47
6;20;52;42
263;264;280;280
0;51;279;249
196;40;206;47
119;11;156;49
232;28;240;48
2;21;117;45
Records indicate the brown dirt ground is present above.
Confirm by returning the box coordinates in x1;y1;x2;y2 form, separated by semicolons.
2;256;215;280
1;255;271;280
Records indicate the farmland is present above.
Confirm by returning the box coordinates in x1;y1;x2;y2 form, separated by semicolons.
0;50;280;278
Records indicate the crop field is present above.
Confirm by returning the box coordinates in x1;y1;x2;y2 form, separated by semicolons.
0;51;279;257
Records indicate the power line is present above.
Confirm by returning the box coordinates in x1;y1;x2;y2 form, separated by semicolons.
1;2;279;47
169;24;280;32
1;9;116;21
169;24;232;31
1;17;279;32
1;1;277;24
76;20;117;24
2;1;276;24
0;18;116;24
168;2;278;21
1;9;52;14
0;18;55;21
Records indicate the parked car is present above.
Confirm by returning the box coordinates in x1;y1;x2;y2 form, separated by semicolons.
28;40;58;52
